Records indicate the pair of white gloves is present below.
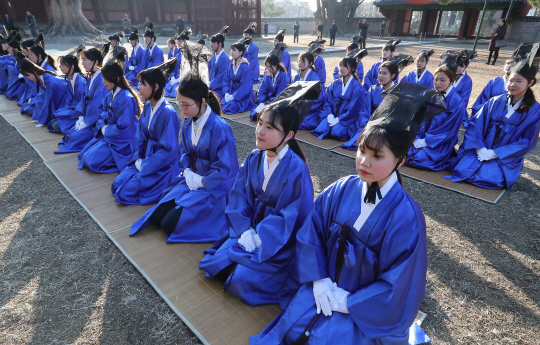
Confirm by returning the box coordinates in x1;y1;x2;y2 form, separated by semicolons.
75;116;88;131
128;66;135;71
183;168;204;191
476;147;498;162
169;76;179;85
254;103;265;114
238;228;262;252
224;93;235;103
413;138;428;149
327;114;340;127
313;277;350;316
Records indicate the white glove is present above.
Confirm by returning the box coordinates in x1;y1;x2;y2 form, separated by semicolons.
224;93;231;102
485;149;498;160
226;93;235;102
183;168;199;191
331;283;350;314
313;278;337;316
169;76;178;85
238;228;257;252
330;117;340;126
78;121;88;130
18;73;24;79
101;125;108;135
327;114;335;123
476;147;490;162
413;138;427;149
27;98;32;103
135;158;143;172
253;233;262;249
191;172;204;188
254;103;265;114
129;66;135;71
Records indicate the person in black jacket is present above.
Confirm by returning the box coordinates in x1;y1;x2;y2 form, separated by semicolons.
4;14;15;32
359;19;369;48
26;11;38;38
486;19;507;65
293;21;300;43
317;21;324;40
122;14;131;41
264;21;268;37
329;20;338;46
176;15;185;35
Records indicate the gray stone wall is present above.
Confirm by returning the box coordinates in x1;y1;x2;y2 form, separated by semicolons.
262;17;385;37
505;17;540;44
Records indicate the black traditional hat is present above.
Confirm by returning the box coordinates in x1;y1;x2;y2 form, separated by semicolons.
178;27;192;41
418;49;435;59
60;44;85;59
7;29;19;42
105;49;128;72
109;32;124;42
211;26;229;45
510;43;540;80
22;37;36;50
350;35;363;47
129;28;140;41
141;58;177;80
275;28;286;42
268;42;287;62
179;40;214;85
144;23;156;39
197;34;208;45
459;49;477;61
95;42;111;59
235;36;252;47
14;50;40;75
383;39;401;52
362;81;446;203
7;33;22;50
271;81;323;123
307;40;325;60
346;48;368;61
31;33;45;49
438;51;462;74
387;54;414;74
244;22;257;35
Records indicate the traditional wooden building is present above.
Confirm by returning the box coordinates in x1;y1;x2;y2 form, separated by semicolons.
374;0;528;39
1;0;261;35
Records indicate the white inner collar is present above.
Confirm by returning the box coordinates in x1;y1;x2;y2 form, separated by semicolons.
505;96;523;119
272;71;280;86
215;49;224;60
134;43;141;54
262;145;289;192
70;72;78;92
300;69;311;81
191;105;211;146
341;76;353;96
443;84;454;97
453;71;467;88
111;86;121;101
40;60;47;68
415;68;427;82
148;43;155;54
88;69;101;89
149;97;165;129
353;172;398;231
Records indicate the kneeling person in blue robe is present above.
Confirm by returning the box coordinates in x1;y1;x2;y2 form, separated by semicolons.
295;51;325;130
78;52;141;173
401;49;435;87
208;26;231;100
200;82;322;308
333;36;365;83
250;82;446;345
165;28;191;98
112;59;181;205
221;39;256;114
470;59;513;116
125;28;144;88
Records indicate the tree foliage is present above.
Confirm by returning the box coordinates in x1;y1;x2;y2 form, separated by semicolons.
262;0;286;18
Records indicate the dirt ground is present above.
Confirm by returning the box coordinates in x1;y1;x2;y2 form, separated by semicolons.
1;34;540;344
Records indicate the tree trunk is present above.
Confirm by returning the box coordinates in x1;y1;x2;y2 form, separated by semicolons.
46;0;101;37
316;0;364;33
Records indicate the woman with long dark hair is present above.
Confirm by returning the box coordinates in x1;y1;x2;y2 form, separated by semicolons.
55;44;110;153
200;83;320;308
78;53;142;173
48;45;87;133
131;75;239;242
112;59;181;205
486;18;507;65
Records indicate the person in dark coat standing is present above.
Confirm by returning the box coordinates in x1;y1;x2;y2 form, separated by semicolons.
122;14;131;41
486;19;507;65
317;21;324;40
380;21;386;37
144;17;153;31
176;15;185;35
293;21;300;43
4;14;15;32
263;22;268;37
26;11;38;38
329;20;338;46
359;19;369;49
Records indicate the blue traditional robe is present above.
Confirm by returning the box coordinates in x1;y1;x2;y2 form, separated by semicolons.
312;77;364;141
363;60;399;91
112;98;181;205
250;175;429;345
131;109;239;242
446;95;540;189
340;84;386;150
245;42;260;83
78;88;139;173
164;48;181;98
19;76;36;114
250;70;289;119
0;55;10;93
125;44;145;87
314;55;326;85
32;73;69;126
294;70;325;130
221;60;256;114
453;71;473;112
333;61;364;84
470;76;507;116
407;87;466;171
199;147;314;307
401;69;434;87
143;43;165;71
281;49;292;81
5;57;25;101
55;70;109;153
208;50;231;100
48;73;87;133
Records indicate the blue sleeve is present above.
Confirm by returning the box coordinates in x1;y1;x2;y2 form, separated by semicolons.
231;65;253;100
257;75;271;103
364;63;378;90
222;67;231;95
336;81;363;125
104;94;138;145
356;61;364;84
471;79;494;116
424;97;466;148
461;76;473;109
321;82;335;116
270;72;289;102
333;66;339;80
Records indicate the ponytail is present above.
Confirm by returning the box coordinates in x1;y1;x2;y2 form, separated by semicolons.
288;138;307;164
518;84;536;113
207;90;222;115
102;61;143;117
46;55;57;70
